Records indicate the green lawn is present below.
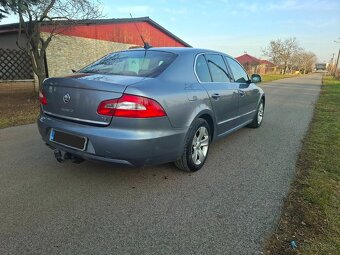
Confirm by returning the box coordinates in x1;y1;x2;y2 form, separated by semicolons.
261;73;300;82
265;76;340;254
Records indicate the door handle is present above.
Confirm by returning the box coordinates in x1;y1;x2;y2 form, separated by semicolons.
239;90;245;97
211;93;221;100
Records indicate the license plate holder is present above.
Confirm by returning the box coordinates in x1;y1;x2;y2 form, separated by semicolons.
49;129;87;151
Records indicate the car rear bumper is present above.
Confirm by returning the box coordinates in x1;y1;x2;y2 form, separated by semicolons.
37;114;187;167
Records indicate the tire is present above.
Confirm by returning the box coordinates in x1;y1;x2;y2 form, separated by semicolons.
174;118;211;172
247;98;264;128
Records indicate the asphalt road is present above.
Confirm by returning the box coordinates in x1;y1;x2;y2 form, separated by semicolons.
0;74;322;254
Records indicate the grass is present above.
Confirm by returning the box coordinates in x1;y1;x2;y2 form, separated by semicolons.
264;76;340;254
0;91;40;129
261;74;300;82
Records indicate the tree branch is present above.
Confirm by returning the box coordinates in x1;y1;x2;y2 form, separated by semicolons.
40;0;56;21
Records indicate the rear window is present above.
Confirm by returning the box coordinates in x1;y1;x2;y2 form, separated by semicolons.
79;50;177;77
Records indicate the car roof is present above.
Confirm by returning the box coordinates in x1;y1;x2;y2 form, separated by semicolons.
127;47;234;59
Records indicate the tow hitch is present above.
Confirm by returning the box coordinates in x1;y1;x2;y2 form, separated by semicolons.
53;149;84;164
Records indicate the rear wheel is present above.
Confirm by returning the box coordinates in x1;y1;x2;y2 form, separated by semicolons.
174;118;210;172
247;98;264;128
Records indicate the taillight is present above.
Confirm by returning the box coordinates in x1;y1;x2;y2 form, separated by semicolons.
97;94;166;118
39;90;47;105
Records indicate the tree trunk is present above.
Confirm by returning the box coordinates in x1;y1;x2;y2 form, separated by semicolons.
283;62;288;75
35;56;46;89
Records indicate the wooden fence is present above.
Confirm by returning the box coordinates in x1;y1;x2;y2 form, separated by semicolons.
0;48;33;80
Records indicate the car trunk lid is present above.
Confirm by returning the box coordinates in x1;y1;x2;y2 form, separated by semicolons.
42;73;146;125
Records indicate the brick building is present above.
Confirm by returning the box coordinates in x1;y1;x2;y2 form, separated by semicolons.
0;17;190;88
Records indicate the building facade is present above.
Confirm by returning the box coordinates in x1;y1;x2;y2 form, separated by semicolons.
0;17;190;85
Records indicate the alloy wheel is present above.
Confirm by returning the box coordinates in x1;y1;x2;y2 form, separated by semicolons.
257;103;264;125
191;126;209;165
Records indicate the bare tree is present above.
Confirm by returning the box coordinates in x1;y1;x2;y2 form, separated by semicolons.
8;0;102;89
1;0;38;19
0;0;10;19
292;51;316;74
263;37;300;74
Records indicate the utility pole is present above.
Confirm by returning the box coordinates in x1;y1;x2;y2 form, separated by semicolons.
334;39;340;76
335;48;340;76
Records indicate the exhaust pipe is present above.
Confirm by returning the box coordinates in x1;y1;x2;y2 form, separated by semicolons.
53;149;84;164
54;149;65;162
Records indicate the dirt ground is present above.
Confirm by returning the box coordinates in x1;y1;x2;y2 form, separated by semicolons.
0;80;35;94
0;88;40;129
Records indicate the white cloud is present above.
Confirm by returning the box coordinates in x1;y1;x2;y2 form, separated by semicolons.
0;14;19;25
238;0;340;12
239;2;259;12
116;5;154;16
231;10;238;16
267;0;300;11
271;0;340;11
163;7;188;15
303;17;340;29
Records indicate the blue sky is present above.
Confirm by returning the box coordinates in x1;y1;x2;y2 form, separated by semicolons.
1;0;339;62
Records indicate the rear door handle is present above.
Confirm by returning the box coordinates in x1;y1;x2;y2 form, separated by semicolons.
239;90;245;97
211;93;221;100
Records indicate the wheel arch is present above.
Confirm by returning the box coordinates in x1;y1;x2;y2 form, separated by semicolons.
193;110;216;142
261;94;266;106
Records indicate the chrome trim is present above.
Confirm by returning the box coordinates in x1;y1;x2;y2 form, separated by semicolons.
43;110;109;125
49;129;88;151
217;109;256;125
217;119;253;137
193;52;234;84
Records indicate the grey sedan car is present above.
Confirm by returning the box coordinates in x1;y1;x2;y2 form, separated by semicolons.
38;47;265;171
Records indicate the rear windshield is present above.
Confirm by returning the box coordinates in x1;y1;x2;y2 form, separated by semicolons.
79;50;177;77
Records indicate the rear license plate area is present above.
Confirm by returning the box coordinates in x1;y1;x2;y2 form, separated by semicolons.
49;129;87;151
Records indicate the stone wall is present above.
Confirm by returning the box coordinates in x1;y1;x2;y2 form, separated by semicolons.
42;32;136;78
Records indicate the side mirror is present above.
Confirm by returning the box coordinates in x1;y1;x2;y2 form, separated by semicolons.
251;74;262;83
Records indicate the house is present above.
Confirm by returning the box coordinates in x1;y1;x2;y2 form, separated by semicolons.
0;17;190;89
236;53;275;74
235;53;261;74
258;59;276;74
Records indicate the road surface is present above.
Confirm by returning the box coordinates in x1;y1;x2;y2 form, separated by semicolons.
0;74;322;254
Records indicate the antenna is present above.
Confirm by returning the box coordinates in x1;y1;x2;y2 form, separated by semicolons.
129;13;152;50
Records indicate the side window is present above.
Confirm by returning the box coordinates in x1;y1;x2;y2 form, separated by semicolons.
195;55;212;82
226;57;249;83
205;54;232;82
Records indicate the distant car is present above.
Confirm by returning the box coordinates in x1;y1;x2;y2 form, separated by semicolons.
38;47;265;171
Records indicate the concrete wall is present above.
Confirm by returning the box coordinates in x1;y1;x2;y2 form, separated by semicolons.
42;32;136;78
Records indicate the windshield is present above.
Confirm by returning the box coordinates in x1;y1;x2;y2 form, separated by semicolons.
79;50;177;77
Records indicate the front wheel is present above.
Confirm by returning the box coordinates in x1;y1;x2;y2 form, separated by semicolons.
174;118;210;172
247;98;264;128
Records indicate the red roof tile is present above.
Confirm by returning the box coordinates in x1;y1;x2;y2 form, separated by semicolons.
235;54;261;65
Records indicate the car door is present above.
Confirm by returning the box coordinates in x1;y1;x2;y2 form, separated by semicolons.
225;56;260;125
195;54;239;136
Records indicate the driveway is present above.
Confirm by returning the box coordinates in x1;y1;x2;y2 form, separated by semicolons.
0;74;322;254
